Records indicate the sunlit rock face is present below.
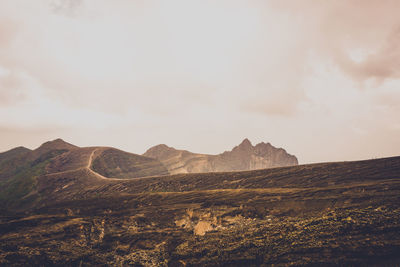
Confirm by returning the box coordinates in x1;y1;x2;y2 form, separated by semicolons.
143;138;298;174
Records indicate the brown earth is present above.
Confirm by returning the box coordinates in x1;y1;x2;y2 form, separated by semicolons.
0;139;169;210
0;140;399;266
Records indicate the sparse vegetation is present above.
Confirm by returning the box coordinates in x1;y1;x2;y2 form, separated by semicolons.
0;140;399;266
0;149;68;210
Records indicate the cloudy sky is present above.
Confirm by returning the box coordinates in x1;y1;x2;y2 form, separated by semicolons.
1;0;399;163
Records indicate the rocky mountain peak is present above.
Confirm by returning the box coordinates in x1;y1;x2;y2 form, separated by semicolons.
239;138;252;147
254;142;273;152
233;138;254;152
143;139;298;174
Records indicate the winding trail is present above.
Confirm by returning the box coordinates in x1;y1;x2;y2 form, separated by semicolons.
86;148;126;181
86;148;173;181
44;148;190;181
44;148;126;181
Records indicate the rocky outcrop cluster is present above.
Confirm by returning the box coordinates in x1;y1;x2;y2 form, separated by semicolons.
143;138;298;174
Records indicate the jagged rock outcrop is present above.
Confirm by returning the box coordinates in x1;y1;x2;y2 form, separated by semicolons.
143;138;298;174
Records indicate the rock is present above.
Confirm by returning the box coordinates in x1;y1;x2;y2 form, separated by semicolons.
143;139;298;174
194;221;213;236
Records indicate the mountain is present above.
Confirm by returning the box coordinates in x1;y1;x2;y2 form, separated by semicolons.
0;139;168;210
0;146;31;163
90;147;169;178
0;146;31;180
143;138;298;174
0;153;400;266
1;139;400;266
0;139;76;181
29;138;77;158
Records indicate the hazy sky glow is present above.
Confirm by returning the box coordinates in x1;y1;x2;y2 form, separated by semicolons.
1;0;400;163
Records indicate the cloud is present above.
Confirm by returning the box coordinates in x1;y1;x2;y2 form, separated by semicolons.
338;27;400;82
0;18;18;49
0;68;26;105
49;0;83;15
271;0;400;83
0;0;399;162
1;0;399;118
0;0;314;117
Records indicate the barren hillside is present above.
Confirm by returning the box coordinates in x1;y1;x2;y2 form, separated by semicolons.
0;140;399;266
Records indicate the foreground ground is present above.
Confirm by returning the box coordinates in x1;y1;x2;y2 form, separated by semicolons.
1;156;400;266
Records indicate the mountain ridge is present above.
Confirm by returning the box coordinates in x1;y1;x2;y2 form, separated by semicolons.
0;138;399;265
143;138;298;174
1;153;400;265
0;139;169;210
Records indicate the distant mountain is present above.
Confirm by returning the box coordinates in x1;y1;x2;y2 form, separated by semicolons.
143;138;298;174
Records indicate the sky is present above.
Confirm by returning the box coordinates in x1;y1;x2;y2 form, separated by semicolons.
0;0;400;164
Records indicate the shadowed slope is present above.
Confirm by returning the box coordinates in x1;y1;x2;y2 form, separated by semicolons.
80;156;400;195
0;156;399;266
1;139;399;266
0;147;32;181
0;139;76;210
91;148;169;179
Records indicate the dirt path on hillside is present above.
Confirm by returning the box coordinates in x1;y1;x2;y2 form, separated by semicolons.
43;148;126;181
86;149;128;181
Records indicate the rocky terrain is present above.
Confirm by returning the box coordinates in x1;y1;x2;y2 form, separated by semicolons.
0;139;399;266
143;138;298;174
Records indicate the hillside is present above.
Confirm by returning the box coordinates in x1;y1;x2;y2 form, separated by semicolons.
0;147;31;181
91;147;169;178
0;139;168;210
0;146;31;163
143;138;298;174
0;152;399;266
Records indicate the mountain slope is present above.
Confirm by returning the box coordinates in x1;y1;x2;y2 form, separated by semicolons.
91;147;169;178
0;139;168;210
0;146;32;181
0;146;31;163
0;139;74;210
143;138;298;174
0;156;399;266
